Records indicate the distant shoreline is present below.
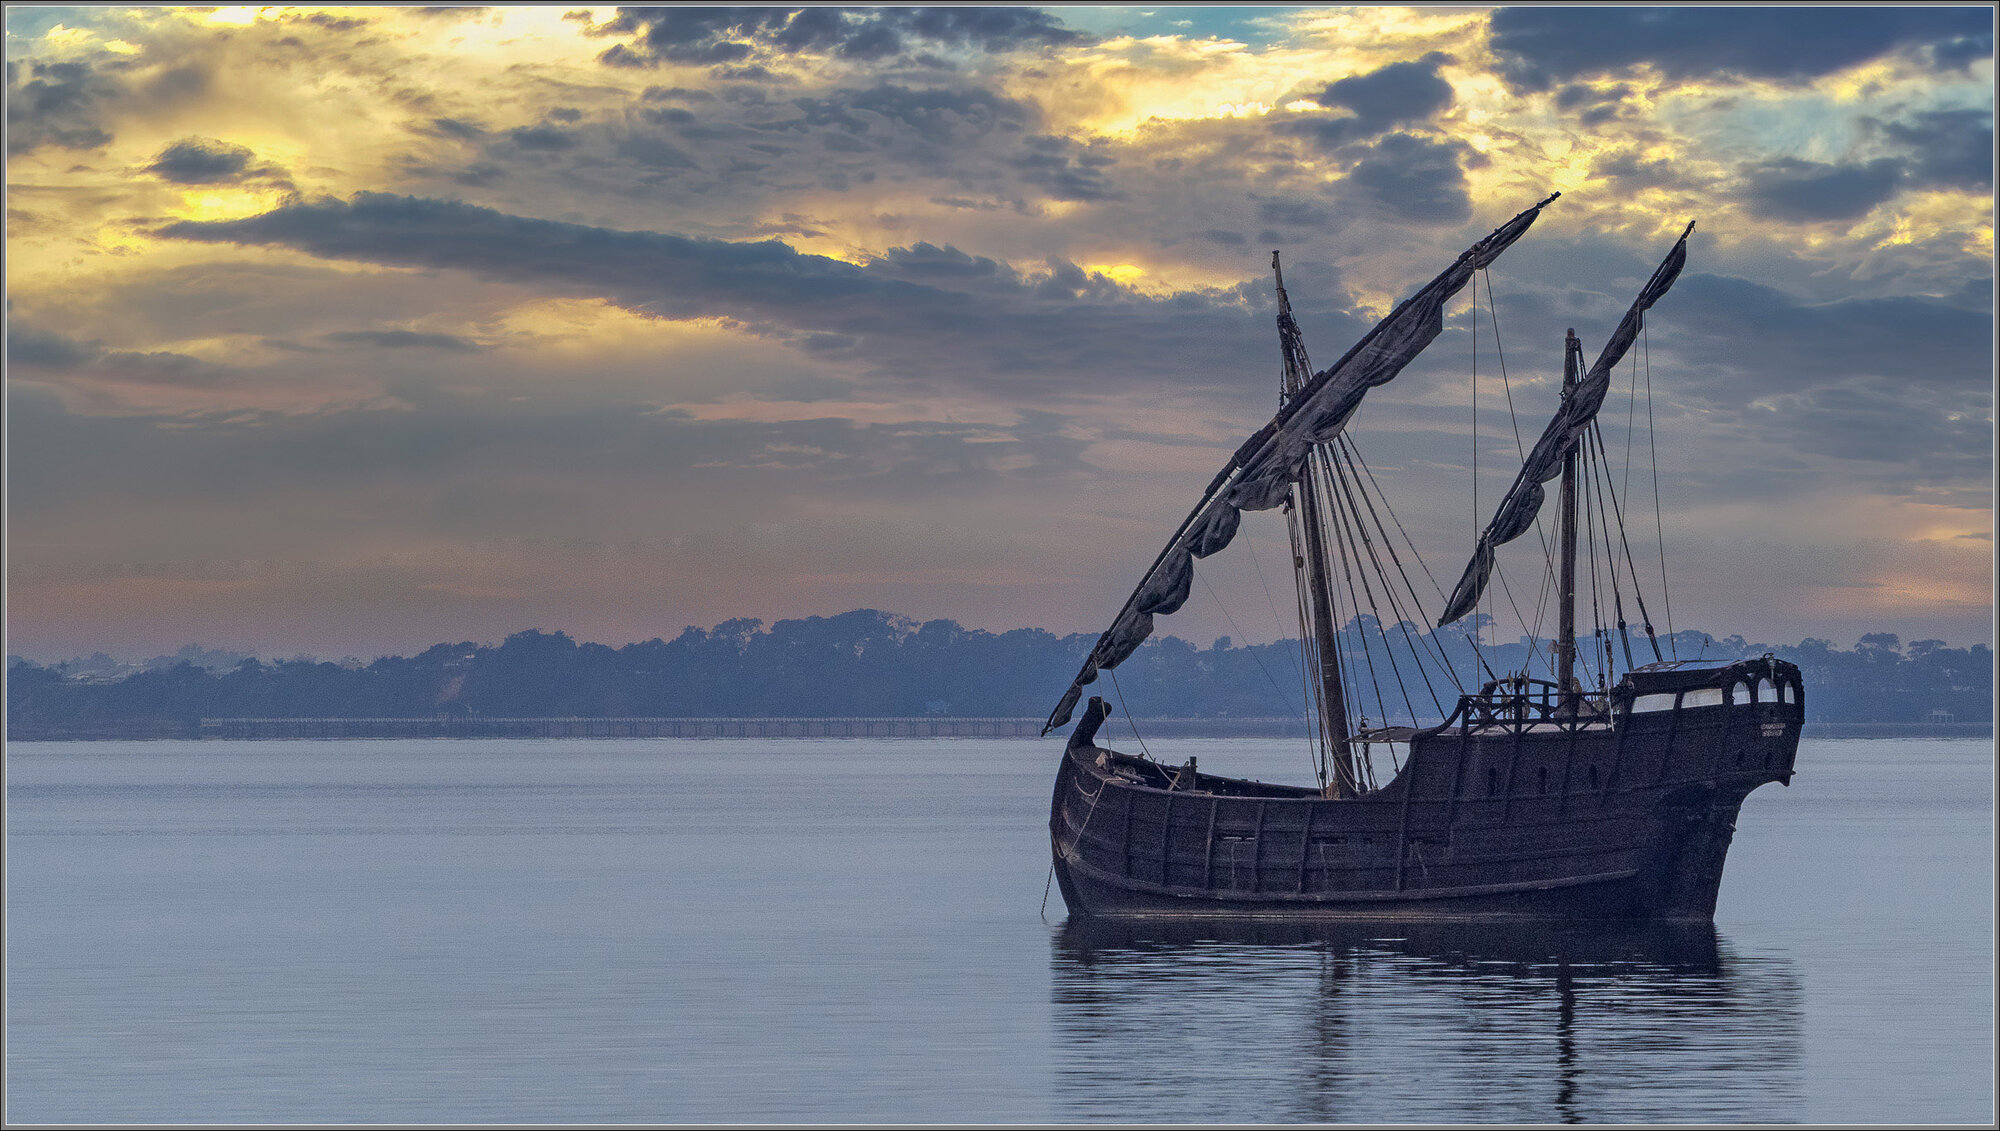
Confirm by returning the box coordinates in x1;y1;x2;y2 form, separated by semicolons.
7;718;1992;741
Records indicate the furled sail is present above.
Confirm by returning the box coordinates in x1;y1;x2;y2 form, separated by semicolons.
1042;193;1561;734
1437;222;1695;628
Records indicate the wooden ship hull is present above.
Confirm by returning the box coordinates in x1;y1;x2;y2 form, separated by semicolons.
1051;659;1803;921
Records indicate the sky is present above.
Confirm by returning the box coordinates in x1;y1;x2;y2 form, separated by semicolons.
5;4;1993;664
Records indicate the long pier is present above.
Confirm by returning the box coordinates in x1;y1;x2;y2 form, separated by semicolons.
6;717;1986;741
195;716;1066;739
191;716;1318;740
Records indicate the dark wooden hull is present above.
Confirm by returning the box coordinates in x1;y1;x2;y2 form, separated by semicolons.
1051;673;1802;922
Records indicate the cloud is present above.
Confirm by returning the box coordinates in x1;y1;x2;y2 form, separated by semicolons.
1591;150;1689;192
792;82;1032;145
1488;7;1993;89
147;136;258;184
506;123;581;151
5;323;245;410
1740;157;1904;222
7;392;1094;533
150;191;1290;402
1552;82;1632;128
1011;134;1122;201
6;59;117;154
614;133;699;169
7;325;105;369
1255;196;1335;228
323;330;483;352
1666;273;1991;397
1274;53;1455;150
154;190;961;325
1879;109;1994;192
1344;134;1473;223
587;6;1089;68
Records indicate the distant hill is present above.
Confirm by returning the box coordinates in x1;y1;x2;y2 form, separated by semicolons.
7;611;1991;737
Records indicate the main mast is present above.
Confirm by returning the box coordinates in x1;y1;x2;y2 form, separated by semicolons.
1274;253;1358;796
1554;329;1583;706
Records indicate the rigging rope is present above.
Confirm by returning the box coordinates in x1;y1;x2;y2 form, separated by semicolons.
1590;420;1664;662
1327;443;1447;720
1335;437;1470;696
1320;459;1391;765
1325;454;1425;728
1195;567;1311;744
1584;424;1640;672
1579;433;1607;691
1105;667;1153;762
1641;319;1677;657
1342;436;1499;684
1482;269;1555;566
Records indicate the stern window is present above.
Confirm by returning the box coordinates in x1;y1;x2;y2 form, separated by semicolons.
1730;683;1752;706
1782;683;1796;704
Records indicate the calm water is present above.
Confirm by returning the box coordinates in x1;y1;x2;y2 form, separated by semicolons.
7;736;1992;1124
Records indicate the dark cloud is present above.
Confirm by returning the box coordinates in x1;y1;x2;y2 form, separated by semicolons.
1756;378;1990;478
1011;134;1121;201
7;324;229;390
323;330;483;352
8;394;1092;525
1489;7;1993;89
155;192;927;322
1256;197;1334;228
615;134;699;169
1318;53;1454;130
869;241;1008;281
1880;109;1993;191
152;192;1302;400
507;124;581;151
451;162;509;187
1930;30;1995;71
288;11;369;32
1275;54;1454;150
1591;151;1685;192
6;59;117;154
427;117;487;140
792;83;1031;145
641;85;718;102
1344;134;1472;224
148;137;257;184
8;325;104;369
1196;229;1247;247
1740;157;1903;222
587;6;1088;68
1553;82;1632;127
1666;273;1991;400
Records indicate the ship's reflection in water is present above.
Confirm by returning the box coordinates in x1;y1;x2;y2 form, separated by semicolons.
1051;918;1802;1124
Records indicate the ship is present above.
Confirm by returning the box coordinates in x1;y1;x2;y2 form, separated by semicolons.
1045;195;1804;920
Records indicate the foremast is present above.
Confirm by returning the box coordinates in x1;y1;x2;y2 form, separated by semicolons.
1274;253;1360;797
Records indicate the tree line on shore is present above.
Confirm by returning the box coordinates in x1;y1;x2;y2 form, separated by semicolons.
7;609;1990;731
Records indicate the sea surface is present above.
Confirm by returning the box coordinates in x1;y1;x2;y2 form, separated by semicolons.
7;736;1992;1124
